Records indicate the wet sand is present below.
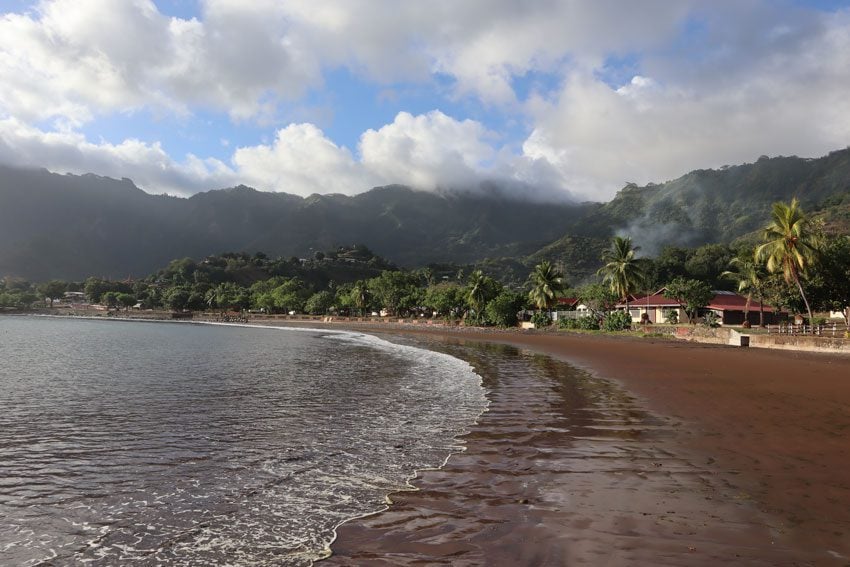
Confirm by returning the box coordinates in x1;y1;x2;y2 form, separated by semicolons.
320;327;850;566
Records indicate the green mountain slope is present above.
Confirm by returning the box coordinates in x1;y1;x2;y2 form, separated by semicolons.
2;147;849;282
0;167;592;280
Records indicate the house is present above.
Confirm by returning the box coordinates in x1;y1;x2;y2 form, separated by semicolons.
617;289;785;325
617;291;686;324
704;290;784;326
553;297;591;321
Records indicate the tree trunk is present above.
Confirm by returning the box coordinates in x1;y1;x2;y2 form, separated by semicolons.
793;274;815;333
743;293;751;327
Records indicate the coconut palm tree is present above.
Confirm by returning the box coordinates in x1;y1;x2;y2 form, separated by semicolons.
350;280;371;317
466;270;495;315
527;261;566;311
722;251;769;327
597;236;646;311
755;198;820;329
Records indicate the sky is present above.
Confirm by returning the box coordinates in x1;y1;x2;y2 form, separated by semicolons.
0;0;849;202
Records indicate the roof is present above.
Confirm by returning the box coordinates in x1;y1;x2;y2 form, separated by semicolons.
616;289;776;312
616;291;682;308
707;291;775;312
557;297;579;306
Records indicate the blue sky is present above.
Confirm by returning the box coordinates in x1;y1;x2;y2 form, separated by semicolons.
1;1;849;199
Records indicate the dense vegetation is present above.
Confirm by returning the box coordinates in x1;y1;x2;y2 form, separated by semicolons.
4;199;848;332
2;147;849;283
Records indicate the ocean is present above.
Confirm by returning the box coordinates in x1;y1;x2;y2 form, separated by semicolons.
0;317;487;565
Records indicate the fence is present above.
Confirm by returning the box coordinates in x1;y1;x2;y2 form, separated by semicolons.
766;322;848;337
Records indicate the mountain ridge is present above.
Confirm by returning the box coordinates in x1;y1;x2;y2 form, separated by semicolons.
2;148;849;281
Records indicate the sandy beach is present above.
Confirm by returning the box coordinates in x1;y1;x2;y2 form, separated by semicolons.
316;325;850;566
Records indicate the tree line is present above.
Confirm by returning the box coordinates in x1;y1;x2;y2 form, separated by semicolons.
3;200;848;329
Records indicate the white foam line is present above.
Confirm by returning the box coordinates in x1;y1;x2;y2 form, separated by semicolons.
21;314;492;565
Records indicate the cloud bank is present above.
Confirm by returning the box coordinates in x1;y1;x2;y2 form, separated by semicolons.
0;1;849;200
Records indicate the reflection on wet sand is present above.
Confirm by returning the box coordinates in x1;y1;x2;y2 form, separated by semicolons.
327;339;811;566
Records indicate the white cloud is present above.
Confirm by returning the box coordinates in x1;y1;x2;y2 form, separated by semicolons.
1;1;850;202
0;117;233;195
360;111;496;190
0;111;513;198
232;123;377;195
0;0;692;126
521;7;850;199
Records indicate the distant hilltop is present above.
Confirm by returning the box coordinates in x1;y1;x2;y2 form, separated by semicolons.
1;148;849;281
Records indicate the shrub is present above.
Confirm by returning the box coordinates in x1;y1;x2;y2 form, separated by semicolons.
664;309;679;324
559;314;601;330
463;312;488;327
530;311;552;329
603;310;632;331
484;291;524;327
702;311;720;328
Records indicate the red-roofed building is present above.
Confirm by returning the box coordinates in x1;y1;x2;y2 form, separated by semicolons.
705;291;784;326
616;290;686;324
616;289;785;325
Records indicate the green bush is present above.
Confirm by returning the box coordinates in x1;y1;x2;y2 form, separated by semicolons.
530;311;552;329
463;312;488;327
559;314;600;330
484;291;524;327
603;310;632;331
577;315;600;330
702;311;720;328
664;309;678;324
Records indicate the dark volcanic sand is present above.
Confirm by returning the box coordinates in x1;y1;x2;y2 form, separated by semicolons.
317;328;850;566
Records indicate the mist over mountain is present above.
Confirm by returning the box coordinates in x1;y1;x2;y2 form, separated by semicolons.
2;148;849;282
0;166;593;280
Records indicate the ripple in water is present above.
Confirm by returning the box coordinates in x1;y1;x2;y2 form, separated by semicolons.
0;317;487;565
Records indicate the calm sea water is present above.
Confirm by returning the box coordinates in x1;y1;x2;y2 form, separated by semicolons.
0;317;486;565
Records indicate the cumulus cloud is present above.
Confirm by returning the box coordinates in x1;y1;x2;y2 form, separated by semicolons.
0;117;234;195
0;0;690;126
1;1;850;202
232;123;377;195
360;111;496;189
521;7;850;199
0;111;513;197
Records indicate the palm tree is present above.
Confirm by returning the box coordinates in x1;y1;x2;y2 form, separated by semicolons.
527;261;566;311
721;252;768;327
350;281;371;317
466;270;494;315
755;198;820;329
597;236;646;311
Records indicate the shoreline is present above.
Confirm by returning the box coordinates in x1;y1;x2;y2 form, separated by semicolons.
314;321;850;565
7;314;850;563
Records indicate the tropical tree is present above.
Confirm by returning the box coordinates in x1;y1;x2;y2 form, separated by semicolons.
423;282;467;319
576;282;618;317
755;198;820;328
465;270;499;315
664;276;713;324
116;293;136;311
484;290;526;327
597;236;646;310
802;234;850;329
721;251;769;326
350;280;371;316
38;280;67;308
305;291;335;315
526;261;566;311
368;271;420;316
